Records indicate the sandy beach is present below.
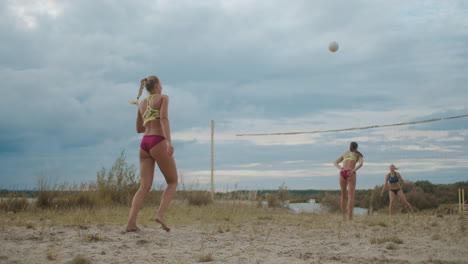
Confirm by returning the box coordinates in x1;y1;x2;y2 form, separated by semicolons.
0;205;467;264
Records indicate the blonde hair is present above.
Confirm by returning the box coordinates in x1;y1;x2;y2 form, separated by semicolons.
390;164;399;170
128;75;161;105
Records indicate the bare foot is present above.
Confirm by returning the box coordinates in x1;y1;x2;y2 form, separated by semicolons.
155;216;170;232
125;225;141;232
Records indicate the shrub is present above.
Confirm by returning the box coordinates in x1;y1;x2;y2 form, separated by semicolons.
266;193;280;208
186;191;212;206
36;176;59;209
143;190;163;206
320;192;341;213
405;189;437;210
96;150;138;206
267;183;289;208
0;195;29;212
54;192;96;209
414;180;435;193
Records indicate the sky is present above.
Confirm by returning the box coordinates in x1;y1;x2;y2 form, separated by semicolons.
1;0;467;191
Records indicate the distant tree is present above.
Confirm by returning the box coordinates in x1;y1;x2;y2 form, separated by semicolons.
414;180;435;193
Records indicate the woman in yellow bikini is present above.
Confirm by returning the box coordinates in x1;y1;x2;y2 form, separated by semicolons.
380;164;415;216
126;75;178;232
333;142;364;220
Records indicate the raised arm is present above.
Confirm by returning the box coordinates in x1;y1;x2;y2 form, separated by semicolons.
333;154;344;170
381;173;389;195
396;172;409;184
136;106;145;133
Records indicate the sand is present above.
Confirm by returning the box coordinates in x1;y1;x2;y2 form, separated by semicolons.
0;213;467;264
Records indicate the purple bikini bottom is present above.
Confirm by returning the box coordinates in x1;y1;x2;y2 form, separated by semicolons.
140;135;166;153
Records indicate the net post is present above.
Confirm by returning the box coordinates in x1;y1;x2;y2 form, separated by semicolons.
211;120;215;201
459;189;462;215
463;189;465;214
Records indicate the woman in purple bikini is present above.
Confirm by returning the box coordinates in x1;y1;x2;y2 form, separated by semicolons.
333;142;364;220
126;75;178;232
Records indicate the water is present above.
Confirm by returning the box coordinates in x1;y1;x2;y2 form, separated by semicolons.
288;202;369;215
0;197;36;203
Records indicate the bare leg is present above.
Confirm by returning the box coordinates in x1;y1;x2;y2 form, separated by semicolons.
339;175;348;221
150;141;178;231
347;174;356;221
397;190;415;215
389;191;396;216
126;150;155;232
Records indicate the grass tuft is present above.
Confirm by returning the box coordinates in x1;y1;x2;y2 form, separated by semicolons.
216;225;231;233
368;221;387;227
385;243;398;250
197;253;214;262
370;236;403;244
257;215;273;221
46;249;58;260
71;255;92;264
85;234;103;242
0;196;29;213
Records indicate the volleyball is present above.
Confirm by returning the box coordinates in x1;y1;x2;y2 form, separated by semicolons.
328;41;339;52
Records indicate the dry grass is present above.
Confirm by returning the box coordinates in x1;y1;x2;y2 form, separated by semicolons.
197;253;214;262
257;215;273;220
216;225;231;233
369;236;403;244
0;196;29;212
0;201;285;231
460;221;466;232
185;191;212;206
385;243;398;250
368;221;387;227
46;249;58;260
85;233;103;242
71;255;92;264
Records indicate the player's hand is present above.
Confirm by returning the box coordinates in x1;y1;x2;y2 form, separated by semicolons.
166;142;174;157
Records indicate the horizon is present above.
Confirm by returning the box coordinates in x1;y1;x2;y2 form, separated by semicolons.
1;179;466;193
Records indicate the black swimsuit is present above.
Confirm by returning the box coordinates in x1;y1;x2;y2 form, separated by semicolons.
388;173;400;195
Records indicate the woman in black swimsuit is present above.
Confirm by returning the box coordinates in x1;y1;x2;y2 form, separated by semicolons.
381;164;415;216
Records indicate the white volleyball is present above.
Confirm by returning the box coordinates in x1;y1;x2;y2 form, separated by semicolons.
328;41;339;52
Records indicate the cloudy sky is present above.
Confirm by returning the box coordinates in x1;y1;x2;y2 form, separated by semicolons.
1;0;467;191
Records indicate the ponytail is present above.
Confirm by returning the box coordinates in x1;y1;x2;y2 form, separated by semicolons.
349;141;364;158
128;78;147;105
